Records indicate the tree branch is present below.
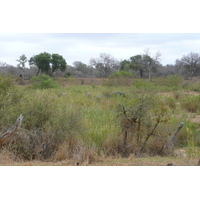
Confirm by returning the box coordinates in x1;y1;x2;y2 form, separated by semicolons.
0;114;23;148
164;122;184;154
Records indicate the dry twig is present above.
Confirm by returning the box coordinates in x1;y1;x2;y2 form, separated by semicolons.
0;115;23;148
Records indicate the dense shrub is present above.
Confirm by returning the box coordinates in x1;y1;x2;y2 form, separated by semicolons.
30;75;58;89
180;95;200;113
4;103;85;160
153;75;183;87
184;81;200;92
133;79;155;89
116;94;170;157
109;71;133;78
103;71;133;86
0;74;22;128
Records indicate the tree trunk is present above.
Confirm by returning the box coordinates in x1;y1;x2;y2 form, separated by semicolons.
0;115;23;149
139;69;143;78
148;71;151;82
37;68;41;76
122;130;128;157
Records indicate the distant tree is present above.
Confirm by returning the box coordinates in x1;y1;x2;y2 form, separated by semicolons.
73;61;87;70
143;49;162;81
180;52;200;79
0;61;8;67
124;49;161;80
17;54;27;80
120;59;131;71
90;53;119;78
29;52;67;76
51;53;67;74
72;61;95;77
174;59;184;75
129;55;144;78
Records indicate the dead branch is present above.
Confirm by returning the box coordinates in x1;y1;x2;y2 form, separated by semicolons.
0;114;23;148
112;91;126;97
169;122;184;144
164;122;184;154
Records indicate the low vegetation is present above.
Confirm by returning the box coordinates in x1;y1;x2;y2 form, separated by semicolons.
0;74;200;165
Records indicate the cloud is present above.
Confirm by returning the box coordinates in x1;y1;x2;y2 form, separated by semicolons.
0;33;200;66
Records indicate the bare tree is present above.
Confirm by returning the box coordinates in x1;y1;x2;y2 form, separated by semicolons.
0;61;8;67
143;49;162;81
175;59;184;75
90;53;119;78
181;52;200;79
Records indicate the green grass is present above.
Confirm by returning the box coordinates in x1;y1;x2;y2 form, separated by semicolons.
1;75;200;164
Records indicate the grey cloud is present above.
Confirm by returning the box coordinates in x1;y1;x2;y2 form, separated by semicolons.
0;33;200;66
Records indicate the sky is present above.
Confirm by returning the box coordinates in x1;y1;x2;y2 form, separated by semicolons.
1;33;200;67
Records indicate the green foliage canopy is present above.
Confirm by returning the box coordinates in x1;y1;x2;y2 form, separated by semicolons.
30;75;58;89
29;52;67;75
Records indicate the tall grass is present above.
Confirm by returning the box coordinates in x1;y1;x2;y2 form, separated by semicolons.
0;75;200;163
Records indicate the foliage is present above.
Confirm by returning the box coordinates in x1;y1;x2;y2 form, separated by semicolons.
102;71;133;86
133;79;154;89
0;75;24;139
17;54;27;75
64;72;72;78
0;74;13;94
180;95;200;113
184;81;200;92
30;75;59;89
120;59;131;71
29;52;67;75
180;52;200;79
4;91;85;160
120;51;161;80
109;71;132;78
129;55;144;78
152;74;183;87
1;76;200;163
116;94;169;157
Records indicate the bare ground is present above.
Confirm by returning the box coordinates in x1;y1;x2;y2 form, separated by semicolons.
0;152;199;166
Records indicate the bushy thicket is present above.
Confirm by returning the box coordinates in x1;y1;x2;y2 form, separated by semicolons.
103;71;134;86
0;74;23;129
0;74;199;163
152;74;183;87
30;75;58;89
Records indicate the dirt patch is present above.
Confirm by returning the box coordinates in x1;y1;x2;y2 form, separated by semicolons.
0;155;199;166
190;115;200;124
157;92;173;97
184;91;200;96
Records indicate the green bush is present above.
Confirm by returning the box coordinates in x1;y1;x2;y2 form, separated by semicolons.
116;94;170;157
153;75;183;87
0;74;13;95
133;79;155;90
185;81;200;92
64;72;72;78
103;71;133;86
109;71;133;78
0;74;22;127
4;91;85;160
180;95;200;113
163;96;177;110
30;75;58;89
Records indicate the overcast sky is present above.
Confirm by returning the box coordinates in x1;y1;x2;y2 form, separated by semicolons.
1;33;200;67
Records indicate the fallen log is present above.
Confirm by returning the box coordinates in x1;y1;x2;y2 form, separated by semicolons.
0;114;23;148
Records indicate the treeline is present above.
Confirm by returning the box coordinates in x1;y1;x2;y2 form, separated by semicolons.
1;51;200;79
